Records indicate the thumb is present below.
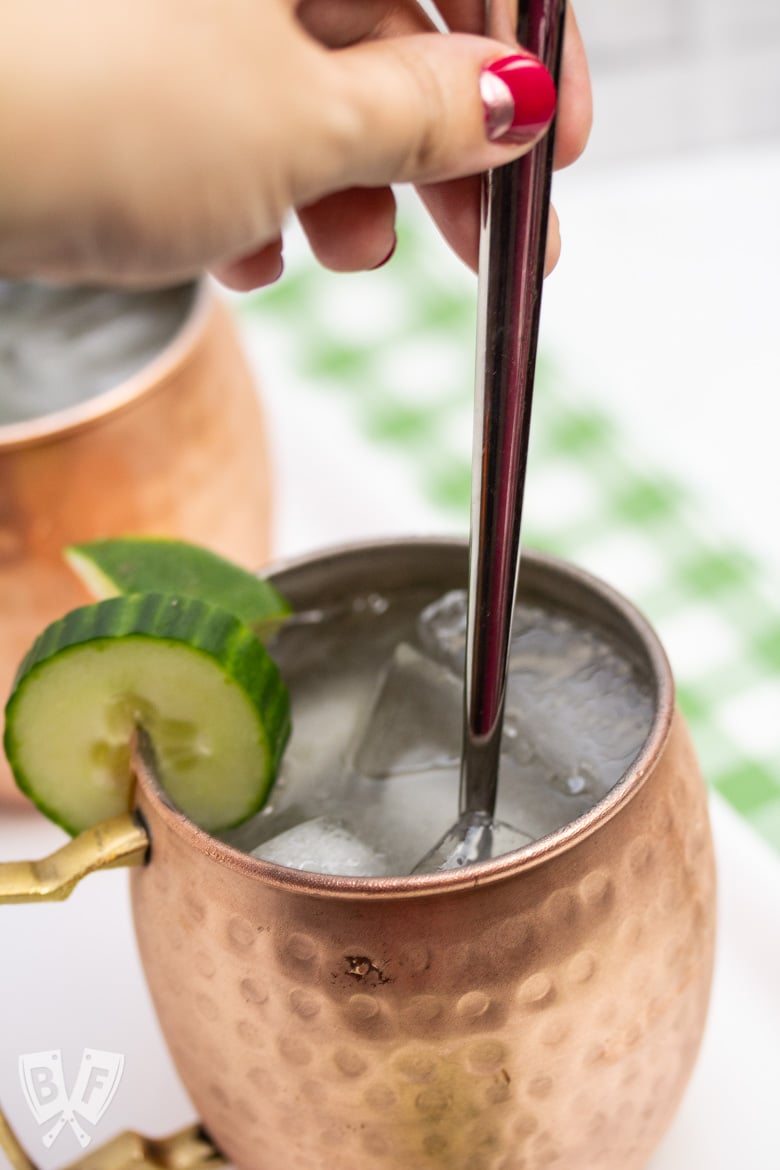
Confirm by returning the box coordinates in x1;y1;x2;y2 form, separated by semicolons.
302;33;557;195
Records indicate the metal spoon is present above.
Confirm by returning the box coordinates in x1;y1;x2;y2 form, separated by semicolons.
414;0;567;872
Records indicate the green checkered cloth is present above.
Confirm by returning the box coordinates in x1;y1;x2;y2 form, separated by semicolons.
241;207;780;858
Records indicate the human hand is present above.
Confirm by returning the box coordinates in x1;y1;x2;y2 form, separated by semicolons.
0;0;591;288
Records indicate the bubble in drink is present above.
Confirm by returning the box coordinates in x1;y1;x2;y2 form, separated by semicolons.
221;585;654;877
0;281;195;425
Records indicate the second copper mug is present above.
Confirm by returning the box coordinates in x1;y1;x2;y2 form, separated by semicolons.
0;279;273;805
0;538;717;1170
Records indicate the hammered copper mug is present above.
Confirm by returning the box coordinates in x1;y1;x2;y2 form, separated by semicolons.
0;279;273;805
0;539;717;1170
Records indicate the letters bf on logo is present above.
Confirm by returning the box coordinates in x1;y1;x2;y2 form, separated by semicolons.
19;1049;125;1148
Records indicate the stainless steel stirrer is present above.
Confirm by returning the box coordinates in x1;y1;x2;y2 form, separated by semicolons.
415;0;567;872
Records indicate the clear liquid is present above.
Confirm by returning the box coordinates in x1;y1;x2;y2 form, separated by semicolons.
0;281;195;425
221;585;655;877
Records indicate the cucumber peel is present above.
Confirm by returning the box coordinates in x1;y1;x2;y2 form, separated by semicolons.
3;593;290;836
66;536;290;636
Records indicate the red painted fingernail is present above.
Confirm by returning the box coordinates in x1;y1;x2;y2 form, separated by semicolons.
480;54;557;144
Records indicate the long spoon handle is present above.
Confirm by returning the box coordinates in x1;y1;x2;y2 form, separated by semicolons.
460;0;568;819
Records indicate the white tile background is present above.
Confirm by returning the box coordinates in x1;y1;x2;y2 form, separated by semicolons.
574;0;780;158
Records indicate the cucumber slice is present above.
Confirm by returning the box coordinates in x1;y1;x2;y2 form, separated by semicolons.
3;594;290;836
66;537;290;635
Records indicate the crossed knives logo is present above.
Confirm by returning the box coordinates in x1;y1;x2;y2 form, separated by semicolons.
19;1050;124;1148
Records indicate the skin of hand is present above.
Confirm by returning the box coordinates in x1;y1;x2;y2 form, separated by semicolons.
0;0;591;289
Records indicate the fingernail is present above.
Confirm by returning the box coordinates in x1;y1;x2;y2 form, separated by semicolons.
481;54;557;144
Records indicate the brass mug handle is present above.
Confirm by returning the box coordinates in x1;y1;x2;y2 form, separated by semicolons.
0;813;226;1170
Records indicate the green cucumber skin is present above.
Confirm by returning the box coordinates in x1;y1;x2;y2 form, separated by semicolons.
4;594;291;833
67;538;291;627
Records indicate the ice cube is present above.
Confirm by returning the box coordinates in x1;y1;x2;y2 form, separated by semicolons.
509;604;598;690
497;607;654;840
351;642;462;779
416;589;468;673
252;817;388;877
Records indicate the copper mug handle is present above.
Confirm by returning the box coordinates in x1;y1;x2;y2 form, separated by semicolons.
0;814;226;1170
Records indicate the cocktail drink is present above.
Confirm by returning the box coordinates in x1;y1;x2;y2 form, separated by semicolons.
125;538;714;1170
0;538;716;1170
225;553;654;876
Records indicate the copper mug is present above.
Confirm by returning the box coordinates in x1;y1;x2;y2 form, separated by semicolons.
0;280;273;805
0;539;717;1170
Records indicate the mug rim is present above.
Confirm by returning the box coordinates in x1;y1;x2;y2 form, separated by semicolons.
0;278;207;450
132;537;675;900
